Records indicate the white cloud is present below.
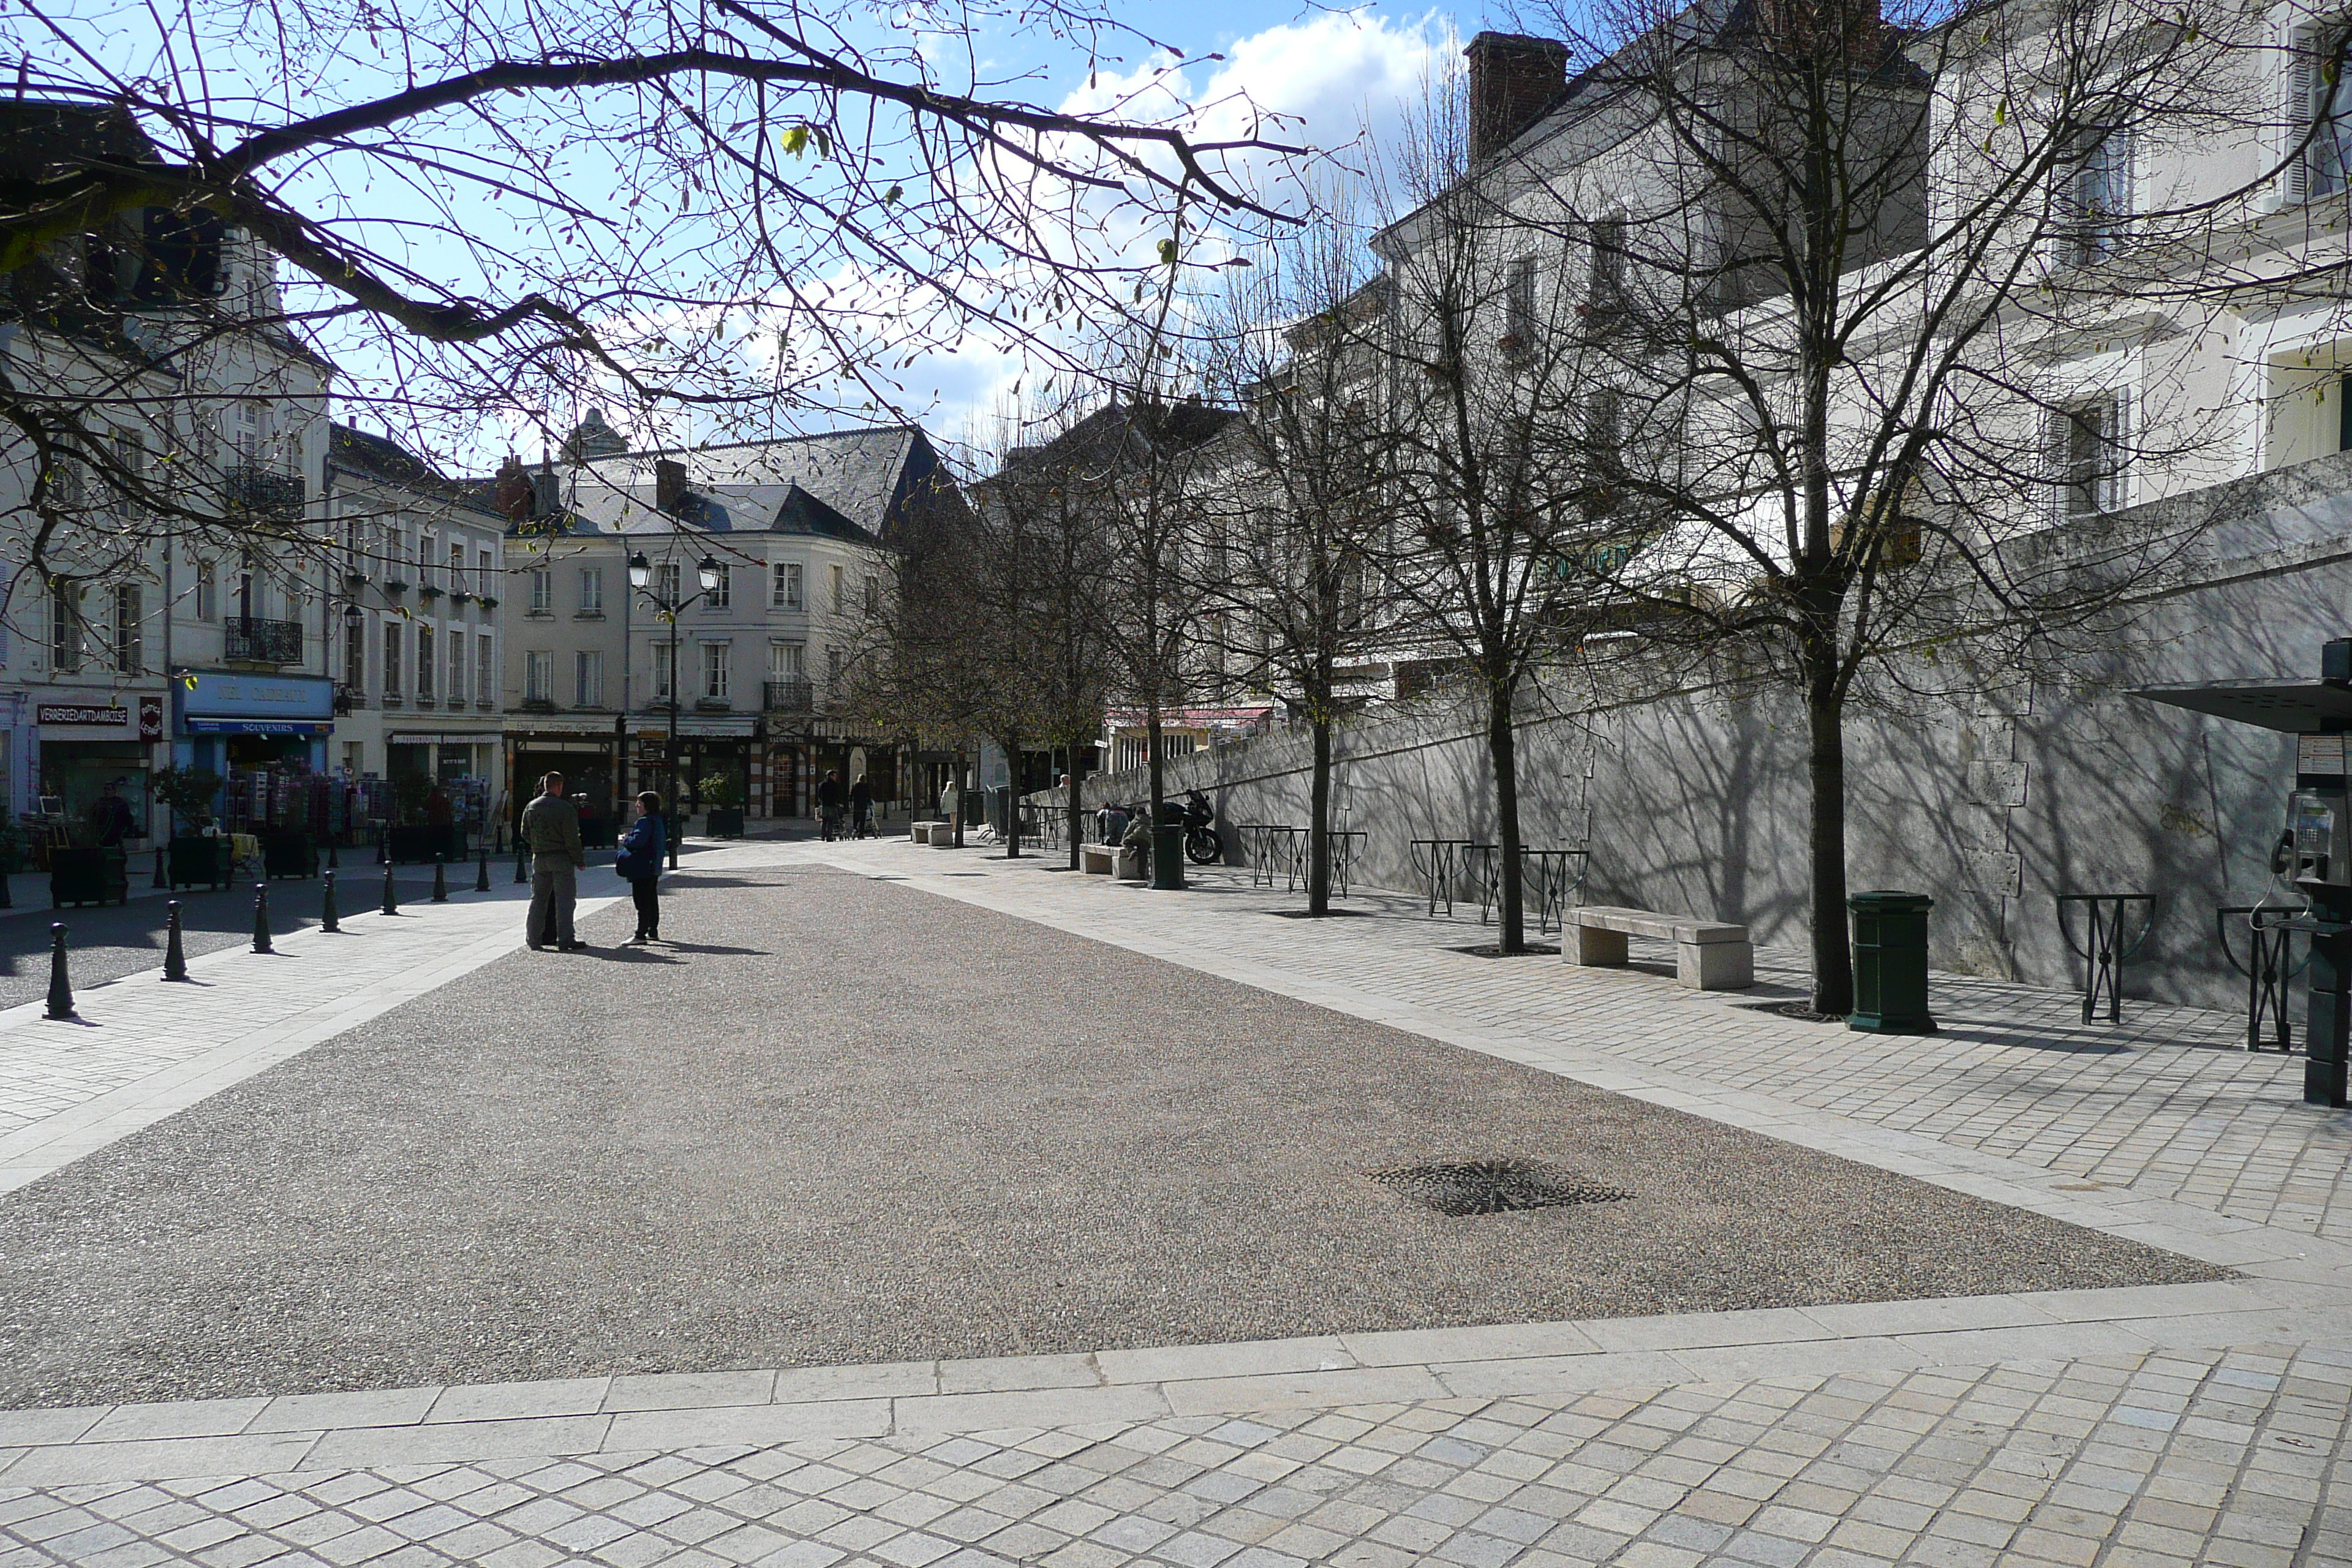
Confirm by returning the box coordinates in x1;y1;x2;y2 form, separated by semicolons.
843;7;1450;444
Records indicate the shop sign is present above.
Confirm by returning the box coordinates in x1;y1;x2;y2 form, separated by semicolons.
180;671;333;723
139;694;164;739
37;703;131;728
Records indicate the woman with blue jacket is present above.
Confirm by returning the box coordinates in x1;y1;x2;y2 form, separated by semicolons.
617;791;667;943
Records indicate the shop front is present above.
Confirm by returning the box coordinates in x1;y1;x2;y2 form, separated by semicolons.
508;715;622;848
36;693;166;841
176;673;337;843
623;715;761;820
382;727;503;859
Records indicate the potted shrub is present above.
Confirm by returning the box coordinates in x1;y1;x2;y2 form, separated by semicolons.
700;772;745;839
152;765;231;889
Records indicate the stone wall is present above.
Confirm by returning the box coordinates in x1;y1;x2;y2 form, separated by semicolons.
1035;454;2352;1014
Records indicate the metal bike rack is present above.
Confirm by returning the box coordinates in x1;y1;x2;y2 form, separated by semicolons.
2056;893;2157;1025
2217;903;2308;1053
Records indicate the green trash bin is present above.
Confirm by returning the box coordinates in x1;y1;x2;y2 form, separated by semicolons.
1849;890;1937;1033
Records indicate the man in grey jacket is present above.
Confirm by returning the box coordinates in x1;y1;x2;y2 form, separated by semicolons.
520;772;589;951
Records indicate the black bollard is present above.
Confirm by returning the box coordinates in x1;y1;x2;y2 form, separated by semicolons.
475;840;491;893
45;923;74;1019
0;855;12;908
515;843;528;884
381;861;398;916
151;845;167;889
252;883;273;954
164;900;188;980
320;871;340;934
431;853;448;902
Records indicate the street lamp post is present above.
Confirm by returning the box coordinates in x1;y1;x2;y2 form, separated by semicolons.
628;550;722;870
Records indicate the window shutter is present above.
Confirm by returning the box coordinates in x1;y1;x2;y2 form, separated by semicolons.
2043;404;2073;524
2270;19;2316;210
2103;389;2132;513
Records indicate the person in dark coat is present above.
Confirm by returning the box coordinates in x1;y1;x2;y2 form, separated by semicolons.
816;769;845;840
848;774;873;837
617;790;667;943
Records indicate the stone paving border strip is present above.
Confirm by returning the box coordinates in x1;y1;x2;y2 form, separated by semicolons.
0;885;625;1195
1;1278;2346;1487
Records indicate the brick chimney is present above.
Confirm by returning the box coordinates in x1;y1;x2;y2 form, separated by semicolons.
655;457;689;514
1466;32;1569;162
491;455;532;522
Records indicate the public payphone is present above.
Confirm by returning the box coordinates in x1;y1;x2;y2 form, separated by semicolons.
2137;637;2352;1107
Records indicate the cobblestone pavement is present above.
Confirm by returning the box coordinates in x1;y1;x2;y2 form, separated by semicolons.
2;837;2350;1567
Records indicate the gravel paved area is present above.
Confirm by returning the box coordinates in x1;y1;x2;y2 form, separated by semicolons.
0;864;2223;1407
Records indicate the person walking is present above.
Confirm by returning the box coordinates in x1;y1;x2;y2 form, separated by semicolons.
816;769;845;840
848;773;873;838
616;791;666;944
520;772;589;951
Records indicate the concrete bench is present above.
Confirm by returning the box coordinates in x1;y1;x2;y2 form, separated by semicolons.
910;820;944;843
1567;905;1753;990
1080;843;1118;875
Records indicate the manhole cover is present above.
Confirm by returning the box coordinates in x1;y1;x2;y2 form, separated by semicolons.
1730;1000;1844;1022
1267;908;1371;919
1449;943;1561;958
1369;1158;1633;1217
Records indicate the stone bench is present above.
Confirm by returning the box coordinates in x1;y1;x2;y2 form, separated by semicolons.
1079;843;1146;879
910;820;946;844
1567;905;1753;990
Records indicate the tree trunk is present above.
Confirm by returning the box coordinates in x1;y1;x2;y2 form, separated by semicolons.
951;747;966;848
1808;682;1855;1015
1066;748;1088;870
1002;731;1022;858
1147;704;1166;883
1489;681;1526;954
1308;715;1333;917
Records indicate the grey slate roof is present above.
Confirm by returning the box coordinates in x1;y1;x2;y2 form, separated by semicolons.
566;426;944;544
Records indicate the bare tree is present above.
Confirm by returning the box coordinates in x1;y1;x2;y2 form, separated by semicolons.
1346;72;1626;954
1488;0;2272;1008
2;0;1305;604
1195;211;1392;914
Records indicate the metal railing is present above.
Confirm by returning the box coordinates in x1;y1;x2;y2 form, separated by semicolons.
225;616;303;664
764;677;814;713
225;465;305;518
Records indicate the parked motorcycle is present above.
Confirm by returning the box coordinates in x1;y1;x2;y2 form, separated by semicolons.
1180;790;1222;864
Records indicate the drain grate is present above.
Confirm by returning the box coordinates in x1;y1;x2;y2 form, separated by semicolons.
1370;1158;1633;1217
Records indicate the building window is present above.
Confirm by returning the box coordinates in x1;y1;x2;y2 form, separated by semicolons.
448;632;465;705
477;633;494;704
419;535;437;589
701;642;730;700
655;562;681;604
111;584;141;673
2065;125;2131;266
772;560;803;609
768;641;804;676
195;559;216;622
2051;391;2128;520
449;542;467;595
578;566;604;613
1588;216;1627;318
478;548;494;603
347;616;369;691
1505;255;1537;359
528;565;551;612
385;622;403;694
829;562;844;612
575;649;603;707
524;649;552;703
826;647;844;685
2293;23;2352;202
707;564;731;610
863;575;878;615
50;582;78;672
416;626;435;698
653;642;675;701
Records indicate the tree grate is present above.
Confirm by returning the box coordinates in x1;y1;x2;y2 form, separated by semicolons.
1368;1158;1634;1217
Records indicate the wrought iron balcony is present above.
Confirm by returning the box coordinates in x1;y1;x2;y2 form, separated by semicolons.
333;683;364;714
225;616;304;665
225;465;305;519
764;677;813;714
